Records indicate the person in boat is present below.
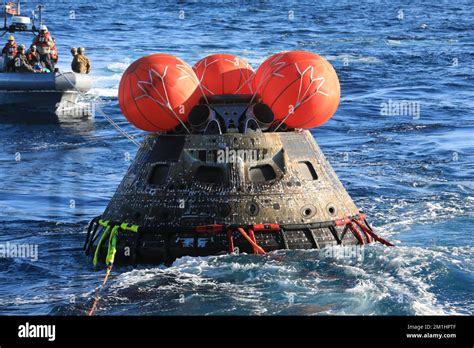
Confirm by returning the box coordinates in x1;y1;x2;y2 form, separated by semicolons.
32;25;55;71
50;39;58;67
70;47;77;70
26;45;41;66
12;45;35;73
71;47;91;74
6;1;18;16
2;35;18;71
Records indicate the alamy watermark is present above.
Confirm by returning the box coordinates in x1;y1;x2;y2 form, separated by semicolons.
0;242;38;261
18;322;55;342
55;102;95;118
217;147;258;164
322;245;365;261
380;99;421;119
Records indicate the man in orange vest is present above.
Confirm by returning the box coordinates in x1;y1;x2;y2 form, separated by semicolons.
2;35;17;71
26;45;41;66
32;25;55;71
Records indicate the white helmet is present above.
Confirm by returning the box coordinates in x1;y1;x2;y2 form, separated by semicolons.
39;24;48;32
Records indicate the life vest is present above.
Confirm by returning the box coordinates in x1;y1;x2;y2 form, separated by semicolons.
4;42;17;59
34;32;52;46
6;2;18;16
50;43;58;61
27;51;40;64
34;32;53;55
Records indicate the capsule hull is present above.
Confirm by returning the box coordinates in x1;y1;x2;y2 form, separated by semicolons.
87;130;374;265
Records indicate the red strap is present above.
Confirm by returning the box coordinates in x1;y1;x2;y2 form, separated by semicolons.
252;223;279;232
335;217;352;226
354;219;372;243
237;228;266;254
226;229;235;254
348;222;365;245
364;229;373;243
352;219;395;247
248;229;259;254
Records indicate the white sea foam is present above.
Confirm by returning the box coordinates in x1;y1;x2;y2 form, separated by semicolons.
93;74;122;83
102;243;472;316
107;62;130;73
87;88;118;98
325;54;381;64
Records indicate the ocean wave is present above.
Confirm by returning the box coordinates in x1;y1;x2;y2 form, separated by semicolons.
84;245;473;315
324;54;381;64
106;62;130;73
92;74;122;83
87;88;118;98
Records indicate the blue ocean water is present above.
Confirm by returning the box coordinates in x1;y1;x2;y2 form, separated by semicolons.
0;0;472;315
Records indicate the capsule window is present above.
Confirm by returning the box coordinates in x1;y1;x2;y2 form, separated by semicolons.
149;164;171;185
296;161;318;181
249;164;276;183
195;166;224;185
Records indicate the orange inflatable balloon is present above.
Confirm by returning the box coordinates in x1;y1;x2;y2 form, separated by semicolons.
119;54;200;132
253;51;340;129
193;53;254;95
252;51;316;92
